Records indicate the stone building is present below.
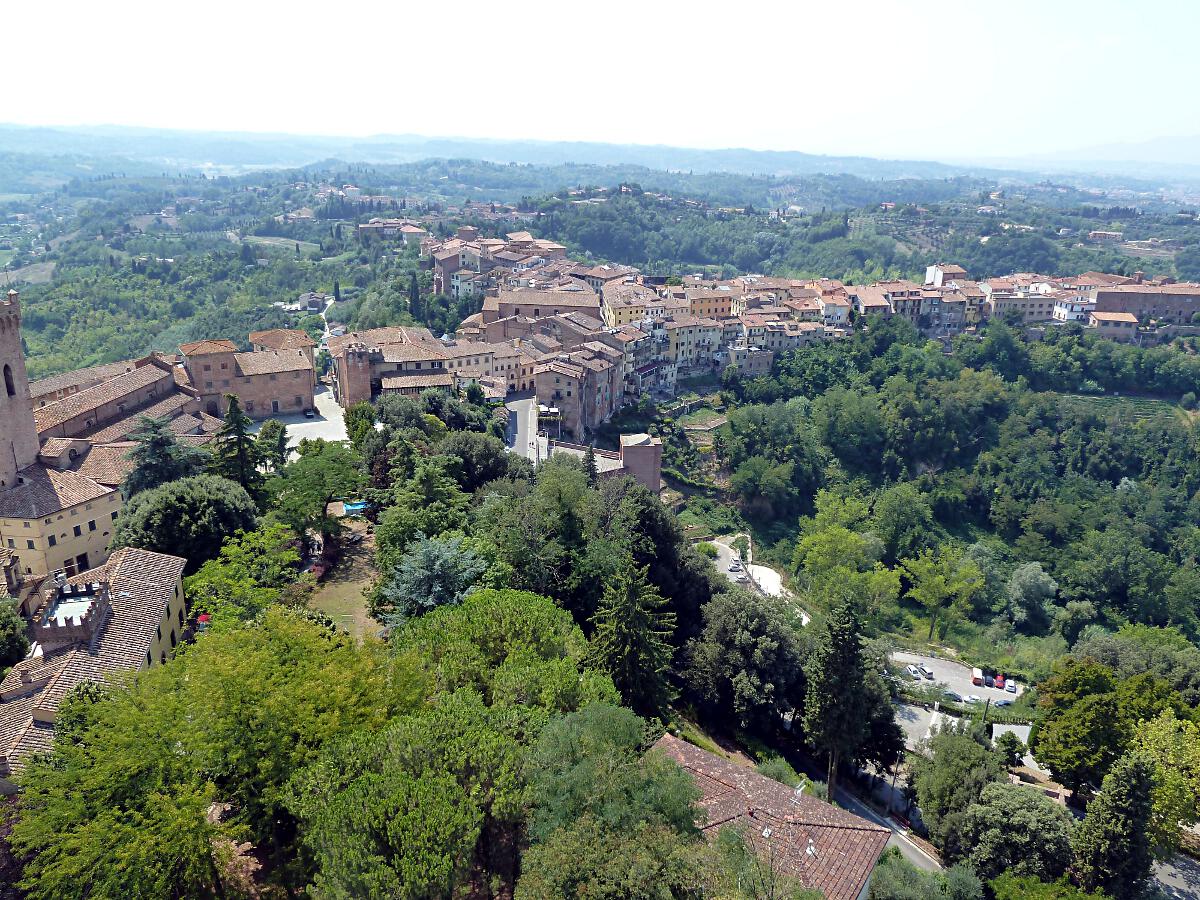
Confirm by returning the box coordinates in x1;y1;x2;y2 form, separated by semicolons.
180;338;316;419
0;548;187;792
0;291;129;584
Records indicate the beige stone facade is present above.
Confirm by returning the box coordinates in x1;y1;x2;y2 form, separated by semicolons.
180;339;316;419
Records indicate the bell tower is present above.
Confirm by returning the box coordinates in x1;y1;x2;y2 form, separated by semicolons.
0;289;40;490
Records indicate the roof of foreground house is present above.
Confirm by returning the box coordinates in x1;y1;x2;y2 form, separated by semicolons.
653;734;890;900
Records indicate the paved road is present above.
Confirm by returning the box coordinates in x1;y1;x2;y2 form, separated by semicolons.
708;535;811;625
1156;854;1200;899
834;786;941;873
708;536;755;589
892;650;1024;702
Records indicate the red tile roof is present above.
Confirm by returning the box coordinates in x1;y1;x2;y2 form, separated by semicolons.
653;734;889;900
248;328;317;351
179;339;238;356
0;465;115;519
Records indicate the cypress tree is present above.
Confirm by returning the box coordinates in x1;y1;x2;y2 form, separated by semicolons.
1071;755;1155;900
803;599;868;798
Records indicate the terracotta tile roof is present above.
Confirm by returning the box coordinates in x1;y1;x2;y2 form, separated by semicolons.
28;358;139;401
380;373;454;391
233;350;312;376
33;365;174;433
0;548;185;770
179;339;238;356
0;465;114;519
653;734;889;900
327;326;438;356
71;443;137;487
380;343;450;364
249;328;317;350
1090;311;1140;323
81;392;196;443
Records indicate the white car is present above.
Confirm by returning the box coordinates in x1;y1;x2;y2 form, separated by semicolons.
905;664;922;681
964;694;982;704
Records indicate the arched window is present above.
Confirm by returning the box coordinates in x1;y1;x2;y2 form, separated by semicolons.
3;364;13;397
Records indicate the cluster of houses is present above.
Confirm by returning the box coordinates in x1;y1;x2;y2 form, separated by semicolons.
331;227;1200;443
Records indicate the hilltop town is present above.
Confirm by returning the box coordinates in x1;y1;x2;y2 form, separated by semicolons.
2;162;1200;900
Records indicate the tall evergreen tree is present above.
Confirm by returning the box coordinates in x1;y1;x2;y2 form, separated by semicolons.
588;560;676;716
1070;755;1155;900
121;416;206;498
255;419;289;475
208;395;265;502
408;272;421;319
583;445;599;487
803;599;868;798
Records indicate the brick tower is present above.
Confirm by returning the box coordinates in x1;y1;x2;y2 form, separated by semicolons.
0;289;40;490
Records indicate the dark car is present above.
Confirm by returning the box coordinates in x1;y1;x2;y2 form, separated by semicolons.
943;689;964;703
995;699;1013;708
984;674;996;688
304;409;315;418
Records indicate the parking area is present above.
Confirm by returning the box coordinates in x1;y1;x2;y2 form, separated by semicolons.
891;650;1024;703
249;384;347;449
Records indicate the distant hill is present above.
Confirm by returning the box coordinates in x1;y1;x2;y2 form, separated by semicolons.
0;123;1008;181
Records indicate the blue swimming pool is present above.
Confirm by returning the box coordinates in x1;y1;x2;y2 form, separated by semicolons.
343;501;368;515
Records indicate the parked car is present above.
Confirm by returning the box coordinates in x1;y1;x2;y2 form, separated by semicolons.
995;699;1013;708
1005;680;1018;693
965;694;982;704
304;409;315;418
995;674;1006;690
984;674;995;688
971;667;984;686
729;560;743;572
943;689;964;703
905;665;922;681
918;664;935;680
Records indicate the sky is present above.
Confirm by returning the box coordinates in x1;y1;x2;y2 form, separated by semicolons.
7;0;1197;162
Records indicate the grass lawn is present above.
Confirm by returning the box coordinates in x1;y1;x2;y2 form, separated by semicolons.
0;249;13;268
677;407;724;427
309;521;379;641
7;260;55;284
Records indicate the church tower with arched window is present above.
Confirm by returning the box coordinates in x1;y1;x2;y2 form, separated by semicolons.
0;289;40;490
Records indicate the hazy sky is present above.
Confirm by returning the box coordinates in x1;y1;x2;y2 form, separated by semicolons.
8;0;1196;161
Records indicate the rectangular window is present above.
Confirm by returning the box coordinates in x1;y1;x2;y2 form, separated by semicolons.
48;535;56;547
26;540;34;550
73;525;82;538
88;520;96;532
